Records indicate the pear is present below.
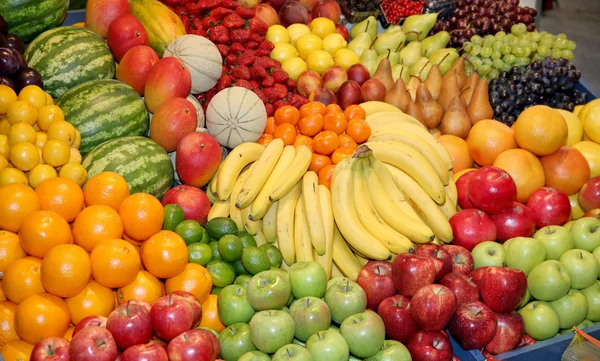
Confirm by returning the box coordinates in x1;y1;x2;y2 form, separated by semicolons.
373;30;406;55
402;13;439;42
399;41;422;68
467;78;494;125
445;56;467;88
424;64;442;100
438;72;460;110
385;24;403;34
409;57;432;81
415;83;443;128
406;75;421;101
429;48;459;74
360;48;379;76
350;17;378;41
388;50;401;66
440;94;472;138
421;31;450;57
429;127;442;138
392;64;410;84
348;32;373;57
407;96;427;126
372;53;395;91
385;79;410;113
460;72;480;106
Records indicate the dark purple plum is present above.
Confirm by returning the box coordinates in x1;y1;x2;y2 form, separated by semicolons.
16;67;43;90
6;34;25;54
0;47;19;75
0;75;16;90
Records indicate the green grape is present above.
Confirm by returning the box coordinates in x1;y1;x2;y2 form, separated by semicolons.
482;58;493;66
532;54;545;62
524;47;532;57
556;33;568;40
504;54;516;64
492;41;503;51
554;39;569;50
477;64;492;76
541;34;556;45
501;63;512;72
470;44;482;56
464;61;475;76
530;42;538;51
510;37;520;47
483;35;496;47
505;34;515;43
471;58;483;69
471;35;484;46
551;48;563;58
512;46;526;57
537;44;550;56
519;39;530;47
480;46;493;58
487;69;500;80
500;45;512;56
567;40;577;51
561;50;574;61
531;31;541;42
515;56;529;67
495;31;507;41
491;50;502;60
463;42;474;53
492;59;504;69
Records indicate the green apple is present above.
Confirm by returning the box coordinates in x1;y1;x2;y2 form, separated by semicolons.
266;24;291;44
581;281;600;321
364;340;412;361
327;277;351;290
533;225;574;260
219;323;257;361
503;237;514;250
576;319;595;330
287;24;311;46
239;351;271;361
519;301;560;341
517;288;531;309
563;221;575;231
289;261;327;299
247;270;292;311
528;260;572;301
593;245;600;265
505;237;547;276
293;338;306;347
340;310;385;358
550;289;589;329
306;329;350;361
289;296;331;342
559;249;599;289
333;49;360;71
249;310;295;354
570;217;600;252
272;344;314;361
559;328;574;335
324;279;367;324
472;241;506;268
306;50;334;75
271;43;299;64
323;33;347;56
217;285;256;326
281;57;308;81
235;274;251;288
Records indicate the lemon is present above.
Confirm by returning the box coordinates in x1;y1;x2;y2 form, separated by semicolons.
556;109;583;146
270;43;298;64
306;50;334;75
295;33;323;60
265;25;290;44
572;141;600;177
287;23;311;46
334;48;360;71
281;57;308;81
309;17;336;39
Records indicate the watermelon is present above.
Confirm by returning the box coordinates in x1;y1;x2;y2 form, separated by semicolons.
0;0;69;41
82;136;174;199
57;79;149;156
24;26;116;99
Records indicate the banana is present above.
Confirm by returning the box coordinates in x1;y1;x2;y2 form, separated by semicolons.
353;252;369;266
269;145;312;202
331;262;344;278
332;226;362;281
366;141;447;203
445;172;458;206
241;203;260;235
314;184;334;279
302;171;326;255
236;139;285;209
386;164;454;243
229;163;255;231
262;201;278;243
206;189;217;204
432;238;444;246
363;158;435;244
366;112;427;129
208;199;230;221
276;181;302;266
294;193;313;262
254;226;268;246
217;142;265;200
360;101;403;116
438;188;458;220
249;146;296;221
208;164;221;197
330;158;392;261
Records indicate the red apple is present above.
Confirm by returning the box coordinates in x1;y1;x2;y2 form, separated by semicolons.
583;208;600;219
468;267;489;288
176;132;222;190
308;87;337;106
297;70;323;97
377;294;420;344
467;166;517;215
410;284;457;331
449;209;497;251
490;202;536;242
106;301;153;350
392;253;436;297
107;14;148;62
167;329;219;361
150;295;195;341
356;261;396;312
121;343;168;361
413;244;453;282
85;0;130;38
150;97;197;152
311;0;341;24
278;0;309;28
161;185;211;226
485;311;525;355
255;4;280;27
441;245;474;275
119;300;152;314
321;66;347;93
479;266;527;313
69;327;118;361
335;24;349;41
31;337;70;361
72;316;108;338
336;80;362;110
407;331;453;361
440;272;480;306
578;176;600;212
149;338;168;353
171;291;203;327
361;78;386;102
346;64;370;85
525;187;571;228
517;334;536;348
448;301;497;350
456;170;476;209
144;57;192;113
116;46;159;96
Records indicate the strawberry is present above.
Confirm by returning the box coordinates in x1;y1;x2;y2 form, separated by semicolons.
217;74;233;91
250;33;263;43
236;52;256;67
253;57;271;69
258;41;275;52
255;49;270;57
273;99;289;109
198;0;223;11
265;103;275;117
230;28;252;43
274;83;289;99
249;80;261;90
245;41;259;49
185;2;201;15
249;65;268;80
286;79;297;91
261;75;275;88
235;6;256;19
191;17;203;30
230;42;245;54
216;44;230;57
253;89;267;103
263;87;279;103
248;17;268;35
288;93;308;108
222;0;239;9
202;16;218;29
271;69;289;84
225;54;237;65
222;65;231;75
210;7;233;20
222;13;245;29
191;28;207;37
232;66;251;80
208;25;230;44
235;79;253;90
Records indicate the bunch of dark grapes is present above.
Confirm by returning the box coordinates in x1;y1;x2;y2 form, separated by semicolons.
489;58;587;126
433;0;537;48
0;14;43;92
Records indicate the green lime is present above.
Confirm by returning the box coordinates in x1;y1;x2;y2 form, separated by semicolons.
235;274;251;288
163;204;185;231
233;259;249;276
259;243;283;268
187;242;213;266
206;260;236;287
209;241;222;260
205;217;238;240
238;231;257;248
218;235;243;262
175;220;208;245
211;286;223;295
241;246;271;275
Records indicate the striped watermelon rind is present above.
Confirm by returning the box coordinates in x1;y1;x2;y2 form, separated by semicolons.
0;0;69;41
82;136;174;199
57;79;149;156
24;26;116;99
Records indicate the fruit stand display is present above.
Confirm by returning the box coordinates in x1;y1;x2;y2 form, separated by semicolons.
1;0;600;361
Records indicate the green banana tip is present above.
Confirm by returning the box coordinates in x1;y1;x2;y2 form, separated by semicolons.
352;144;372;158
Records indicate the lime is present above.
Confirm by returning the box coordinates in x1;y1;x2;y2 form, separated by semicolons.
163;204;185;231
260;243;283;268
238;231;257;248
175;220;208;245
187;242;213;266
235;274;251;288
241;246;271;275
205;217;238;240
211;286;223;295
232;259;249;276
218;235;243;262
209;241;222;260
206;260;236;287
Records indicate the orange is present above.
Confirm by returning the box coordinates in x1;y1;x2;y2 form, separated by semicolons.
323;111;347;135
309;154;332;173
199;294;225;332
466;119;518;166
35;177;84;223
0;183;40;232
438;134;474;173
312;130;340;155
0;231;26;275
493;149;546;203
72;205;124;252
19;210;72;258
540;146;591;195
512;105;568;156
293;135;313;150
14;293;70;344
41;244;91;298
274;106;300;126
338;134;357;150
140;230;188;279
63;326;75;341
0;301;19;346
65;280;114;325
453;167;476;183
326;104;342;113
90;239;141;288
318;164;335;189
1;340;34;361
83;171;130;211
299;102;327;118
298;114;324;137
165;263;212;303
2;257;45;304
344;105;366;121
331;146;354;165
0;283;5;302
119;193;164;242
273;123;297;146
256;134;273;146
117;270;165;305
345;119;371;144
264;117;276;135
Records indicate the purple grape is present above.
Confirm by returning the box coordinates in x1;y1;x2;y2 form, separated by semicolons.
492;23;503;33
0;16;7;35
0;47;19;75
6;34;25;54
0;76;16;90
521;14;533;24
464;28;475;38
528;7;538;16
526;24;536;32
16;68;43;91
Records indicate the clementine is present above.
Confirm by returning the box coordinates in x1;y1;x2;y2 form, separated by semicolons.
19;210;72;258
0;184;40;232
140;231;188;279
165;263;212;304
89;239;141;289
41;244;91;298
72;205;124;252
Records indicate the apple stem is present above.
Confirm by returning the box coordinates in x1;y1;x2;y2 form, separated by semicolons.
126;300;131;315
46;344;55;356
96;339;106;348
343;280;350;293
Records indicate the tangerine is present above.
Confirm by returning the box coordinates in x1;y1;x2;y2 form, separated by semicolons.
119;193;164;242
35;177;84;223
318;164;335;189
140;230;188;279
312;130;339;155
298;113;324;136
90;239;141;289
331;146;354;165
323;111;347;135
72;205;123;253
309;154;332;173
83;171;130;211
19;210;72;258
273;123;297;146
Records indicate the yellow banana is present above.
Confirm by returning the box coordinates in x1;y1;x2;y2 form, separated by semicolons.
229;163;255;231
445;173;458;206
332;226;362;281
269;145;312;202
254;226;268;246
206;189;217;204
294;193;313;262
354;253;369;266
438;189;458;220
314;184;334;279
366;112;426;129
360;101;403;116
237;138;285;209
217;142;265;200
241;203;260;235
331;262;344;278
276;181;302;266
208;199;230;221
208;164;221;197
262;201;278;243
302;171;326;255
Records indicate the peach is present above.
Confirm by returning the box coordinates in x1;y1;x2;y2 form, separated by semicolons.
322;65;348;93
255;4;280;27
296;70;323;97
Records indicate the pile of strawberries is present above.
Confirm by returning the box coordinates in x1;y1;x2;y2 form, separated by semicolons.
162;0;309;116
380;0;425;25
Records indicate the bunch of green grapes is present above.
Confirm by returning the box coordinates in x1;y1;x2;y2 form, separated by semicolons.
462;23;576;80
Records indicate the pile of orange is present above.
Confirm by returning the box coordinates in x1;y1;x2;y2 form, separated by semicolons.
256;102;371;188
